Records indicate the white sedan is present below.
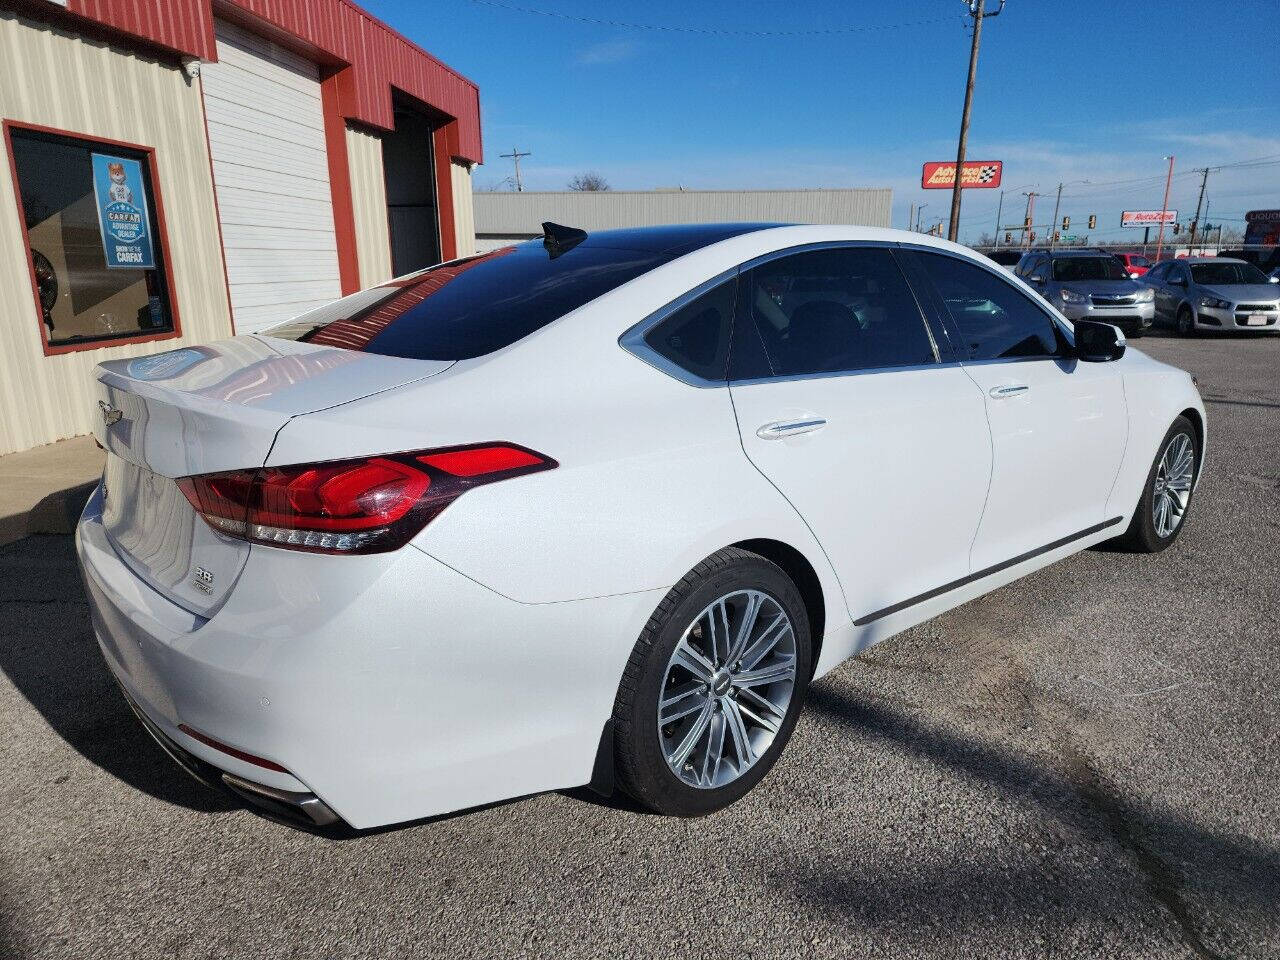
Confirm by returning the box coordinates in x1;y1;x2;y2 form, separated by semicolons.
77;224;1205;829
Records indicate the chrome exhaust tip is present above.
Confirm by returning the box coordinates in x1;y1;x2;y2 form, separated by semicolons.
221;773;340;828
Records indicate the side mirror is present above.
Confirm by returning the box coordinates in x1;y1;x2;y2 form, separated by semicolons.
1074;320;1126;362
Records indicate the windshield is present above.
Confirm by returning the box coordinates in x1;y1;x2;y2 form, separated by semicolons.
1052;257;1128;282
1189;261;1269;285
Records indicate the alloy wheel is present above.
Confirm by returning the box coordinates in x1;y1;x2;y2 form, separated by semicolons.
657;590;797;789
1152;433;1195;538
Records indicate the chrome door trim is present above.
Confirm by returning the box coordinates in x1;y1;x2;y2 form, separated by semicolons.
617;268;739;388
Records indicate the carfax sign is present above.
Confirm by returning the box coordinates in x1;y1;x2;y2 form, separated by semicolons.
91;153;155;269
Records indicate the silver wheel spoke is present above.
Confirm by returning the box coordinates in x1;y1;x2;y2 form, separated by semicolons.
735;697;782;735
707;600;732;667
669;700;714;769
741;613;790;670
725;591;764;667
659;682;709;725
700;711;726;786
734;655;796;688
671;639;714;682
722;699;756;766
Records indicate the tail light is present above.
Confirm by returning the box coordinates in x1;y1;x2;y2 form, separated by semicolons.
177;443;555;554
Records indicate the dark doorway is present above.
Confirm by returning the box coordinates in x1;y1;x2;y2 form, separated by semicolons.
383;97;441;276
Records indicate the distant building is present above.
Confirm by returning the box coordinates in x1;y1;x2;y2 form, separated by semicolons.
473;188;893;252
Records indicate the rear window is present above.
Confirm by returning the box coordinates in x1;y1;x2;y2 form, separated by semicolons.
265;242;675;361
1051;257;1127;281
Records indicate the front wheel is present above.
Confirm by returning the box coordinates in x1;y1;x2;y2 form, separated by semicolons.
1177;305;1197;336
1115;416;1199;552
611;548;812;816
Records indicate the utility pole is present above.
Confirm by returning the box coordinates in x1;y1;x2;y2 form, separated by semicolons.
1155;155;1175;262
915;203;929;232
947;0;1005;242
908;201;915;232
1188;166;1211;252
1049;182;1064;250
500;146;531;192
1021;191;1040;249
993;189;1005;249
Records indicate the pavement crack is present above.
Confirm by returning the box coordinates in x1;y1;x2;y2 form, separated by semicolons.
1057;739;1227;960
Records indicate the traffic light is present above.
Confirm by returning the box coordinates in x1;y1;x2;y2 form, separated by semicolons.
1029;231;1037;242
1088;214;1097;229
1005;231;1012;244
1062;216;1070;231
1173;222;1181;234
1053;231;1061;242
1024;216;1032;229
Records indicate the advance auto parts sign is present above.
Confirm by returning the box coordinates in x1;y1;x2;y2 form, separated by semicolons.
921;160;1003;189
91;153;156;269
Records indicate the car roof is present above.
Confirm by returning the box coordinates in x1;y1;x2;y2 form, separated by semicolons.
565;222;788;256
1182;256;1245;264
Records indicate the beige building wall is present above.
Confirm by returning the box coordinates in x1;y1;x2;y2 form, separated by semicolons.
0;11;232;456
451;160;476;257
344;123;393;288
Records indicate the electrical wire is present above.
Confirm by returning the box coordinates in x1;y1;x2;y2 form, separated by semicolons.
461;0;958;37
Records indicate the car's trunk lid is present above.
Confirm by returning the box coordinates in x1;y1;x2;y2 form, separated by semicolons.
92;336;451;616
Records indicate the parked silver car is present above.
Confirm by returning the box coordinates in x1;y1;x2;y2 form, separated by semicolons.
1015;250;1155;335
1146;258;1280;335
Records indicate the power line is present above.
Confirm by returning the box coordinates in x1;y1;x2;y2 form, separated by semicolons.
461;0;958;37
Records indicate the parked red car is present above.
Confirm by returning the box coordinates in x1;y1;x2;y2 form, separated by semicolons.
1113;252;1153;277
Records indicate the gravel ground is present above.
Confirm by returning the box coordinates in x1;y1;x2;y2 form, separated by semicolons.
1;329;1276;960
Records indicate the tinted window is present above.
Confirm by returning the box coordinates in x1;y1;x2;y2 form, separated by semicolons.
1190;261;1269;285
1131;255;1151;267
729;247;936;379
642;278;736;381
1147;262;1168;281
1052;256;1128;281
268;241;675;360
912;252;1066;361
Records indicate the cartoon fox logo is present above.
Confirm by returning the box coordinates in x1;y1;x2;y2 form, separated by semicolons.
106;162;133;204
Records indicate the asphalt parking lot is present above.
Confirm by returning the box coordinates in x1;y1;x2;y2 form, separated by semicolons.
1;329;1277;960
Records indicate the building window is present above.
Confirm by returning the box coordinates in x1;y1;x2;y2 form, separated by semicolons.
5;124;177;352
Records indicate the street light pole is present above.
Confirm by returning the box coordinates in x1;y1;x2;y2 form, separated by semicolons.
915;203;929;232
947;0;1004;242
1155;155;1175;262
993;189;1005;249
1049;182;1064;249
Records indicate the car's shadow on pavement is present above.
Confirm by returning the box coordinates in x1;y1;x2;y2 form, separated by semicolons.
0;534;237;814
796;683;1280;951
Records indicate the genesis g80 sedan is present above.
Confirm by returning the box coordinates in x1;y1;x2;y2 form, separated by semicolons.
77;223;1205;829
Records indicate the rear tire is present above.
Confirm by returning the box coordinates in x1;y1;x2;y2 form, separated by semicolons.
1114;416;1199;553
1177;305;1196;336
612;547;812;817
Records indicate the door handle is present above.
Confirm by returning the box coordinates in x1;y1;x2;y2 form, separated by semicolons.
756;418;827;440
988;383;1030;399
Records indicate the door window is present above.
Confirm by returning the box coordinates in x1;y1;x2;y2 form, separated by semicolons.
729;247;936;379
910;251;1068;362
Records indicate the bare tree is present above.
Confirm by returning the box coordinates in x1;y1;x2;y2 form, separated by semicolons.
567;172;610;192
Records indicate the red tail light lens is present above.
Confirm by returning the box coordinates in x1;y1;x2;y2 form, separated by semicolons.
177;444;555;554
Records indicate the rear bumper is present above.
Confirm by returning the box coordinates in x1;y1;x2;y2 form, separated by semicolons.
76;484;661;829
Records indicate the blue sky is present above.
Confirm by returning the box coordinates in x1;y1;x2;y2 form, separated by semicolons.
368;0;1280;242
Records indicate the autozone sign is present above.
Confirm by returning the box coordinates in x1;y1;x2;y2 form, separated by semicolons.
921;161;1003;189
1121;209;1178;227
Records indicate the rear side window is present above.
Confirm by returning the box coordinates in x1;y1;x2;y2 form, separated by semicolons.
266;242;674;361
642;278;736;382
910;251;1067;361
729;247;937;380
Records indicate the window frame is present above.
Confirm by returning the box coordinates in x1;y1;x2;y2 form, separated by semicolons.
619;267;740;387
2;119;183;356
898;244;1076;366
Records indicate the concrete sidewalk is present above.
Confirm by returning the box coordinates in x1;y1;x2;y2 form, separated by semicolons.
0;436;103;547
